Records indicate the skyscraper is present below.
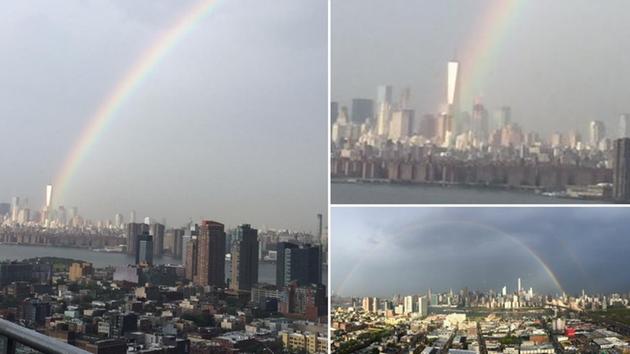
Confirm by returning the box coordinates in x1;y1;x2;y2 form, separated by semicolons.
362;297;373;313
184;236;197;281
10;197;20;222
316;214;323;245
377;85;393;108
45;184;53;209
417;114;436;138
135;233;153;266
613;138;630;201
376;101;391;136
417;296;428;317
172;228;184;259
127;223;149;256
388;109;414;141
230;224;259;291
114;213;124;229
399;87;411;109
493;106;512;131
590;120;606;148
403;295;414;314
437;113;453;144
471;102;489;140
331;101;339;123
56;206;66;226
17;208;30;224
276;243;322;288
447;61;460;132
0;203;10;216
194;220;226;287
351;98;374;124
42;184;53;224
68;207;78;226
150;223;165;258
517;277;522;292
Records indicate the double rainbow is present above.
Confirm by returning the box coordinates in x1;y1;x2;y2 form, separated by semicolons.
334;220;571;297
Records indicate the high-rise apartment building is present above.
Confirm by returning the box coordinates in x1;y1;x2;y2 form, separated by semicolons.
189;220;226;287
184;236;197;281
418;296;428;317
171;228;184;259
127;223;149;256
613;138;630;201
276;243;321;288
150;223;165;258
135;233;153;266
230;224;259;291
362;297;374;313
403;295;414;314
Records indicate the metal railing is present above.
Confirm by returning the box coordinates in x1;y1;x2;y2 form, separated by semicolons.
0;318;89;354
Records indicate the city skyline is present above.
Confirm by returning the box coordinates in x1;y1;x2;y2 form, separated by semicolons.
3;182;326;233
331;207;630;297
0;0;327;231
332;0;630;136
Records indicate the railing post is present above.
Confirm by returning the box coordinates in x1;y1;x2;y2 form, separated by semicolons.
5;337;15;354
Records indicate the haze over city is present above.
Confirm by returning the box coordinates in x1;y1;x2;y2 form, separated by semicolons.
331;207;630;298
1;0;326;231
332;0;630;136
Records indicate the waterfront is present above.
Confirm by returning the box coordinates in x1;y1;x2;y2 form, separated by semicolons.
0;244;278;284
331;182;606;204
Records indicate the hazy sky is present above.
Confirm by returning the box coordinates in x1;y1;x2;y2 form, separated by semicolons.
0;0;326;231
332;207;630;297
332;0;630;137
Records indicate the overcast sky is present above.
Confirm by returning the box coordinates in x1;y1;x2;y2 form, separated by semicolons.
332;207;630;297
332;0;630;137
0;0;326;231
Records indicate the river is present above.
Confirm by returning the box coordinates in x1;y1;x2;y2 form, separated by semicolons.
331;182;605;204
0;244;280;284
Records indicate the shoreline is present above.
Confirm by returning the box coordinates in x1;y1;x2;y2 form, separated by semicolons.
331;178;612;203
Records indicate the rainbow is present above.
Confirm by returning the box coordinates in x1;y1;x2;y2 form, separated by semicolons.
334;220;570;297
458;0;524;107
53;0;220;203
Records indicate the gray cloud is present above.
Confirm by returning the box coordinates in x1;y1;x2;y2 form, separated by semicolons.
0;0;326;231
331;207;630;297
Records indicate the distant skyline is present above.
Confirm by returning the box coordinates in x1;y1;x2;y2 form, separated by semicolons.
1;0;326;231
331;207;630;297
332;0;630;137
